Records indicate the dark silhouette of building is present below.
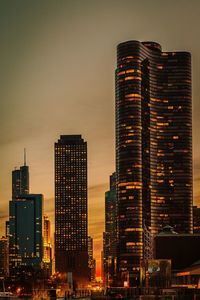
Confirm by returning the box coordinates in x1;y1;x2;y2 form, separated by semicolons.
103;172;118;286
5;220;9;238
155;226;200;271
12;150;29;198
115;40;192;285
193;206;200;233
9;194;43;277
0;236;9;278
55;135;88;285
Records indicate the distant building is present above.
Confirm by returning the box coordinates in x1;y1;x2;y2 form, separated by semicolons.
193;206;200;233
12;150;29;198
5;220;9;238
43;215;52;275
154;226;200;271
103;172;118;286
0;237;9;278
88;236;96;282
9;194;43;277
101;250;105;283
55;135;88;285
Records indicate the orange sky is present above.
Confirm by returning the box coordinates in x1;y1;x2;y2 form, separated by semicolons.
1;0;200;277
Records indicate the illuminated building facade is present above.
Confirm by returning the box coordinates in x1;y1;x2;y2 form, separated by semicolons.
9;194;43;277
12;152;29;199
55;135;88;284
116;40;192;285
0;237;9;278
88;236;96;282
43;215;52;274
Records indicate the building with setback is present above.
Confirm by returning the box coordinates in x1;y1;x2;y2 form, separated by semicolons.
12;151;29;198
55;135;88;285
115;40;192;285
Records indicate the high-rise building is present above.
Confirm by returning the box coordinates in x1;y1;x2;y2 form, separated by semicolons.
43;215;52;274
103;172;118;286
0;236;9;278
55;135;88;285
12;150;29;198
88;236;96;282
115;40;192;285
9;194;43;277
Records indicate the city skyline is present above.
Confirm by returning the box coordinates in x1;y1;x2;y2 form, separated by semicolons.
1;0;200;276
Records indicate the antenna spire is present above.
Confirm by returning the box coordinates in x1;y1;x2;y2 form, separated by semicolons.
24;148;26;166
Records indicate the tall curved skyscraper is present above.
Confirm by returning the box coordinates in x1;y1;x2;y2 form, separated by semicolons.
115;40;192;285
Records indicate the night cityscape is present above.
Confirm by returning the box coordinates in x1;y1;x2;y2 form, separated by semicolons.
0;1;200;299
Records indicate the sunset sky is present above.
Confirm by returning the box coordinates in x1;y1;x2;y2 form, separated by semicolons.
0;0;200;276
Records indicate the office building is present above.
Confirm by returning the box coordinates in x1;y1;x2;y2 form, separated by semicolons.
116;40;192;285
43;215;52;274
0;237;9;278
9;194;43;277
12;151;29;198
55;135;88;285
88;236;96;282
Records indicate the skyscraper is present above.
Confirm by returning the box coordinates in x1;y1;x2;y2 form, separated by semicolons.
12;150;29;198
55;135;88;285
43;215;52;274
9;194;43;277
88;236;96;282
115;40;192;285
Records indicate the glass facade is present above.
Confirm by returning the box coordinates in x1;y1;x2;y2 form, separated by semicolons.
9;194;43;277
12;165;29;198
116;40;192;285
55;135;88;285
88;236;96;282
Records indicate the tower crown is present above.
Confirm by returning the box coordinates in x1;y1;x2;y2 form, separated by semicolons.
142;41;162;52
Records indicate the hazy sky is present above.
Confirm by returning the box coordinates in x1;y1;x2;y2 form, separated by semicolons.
0;0;200;275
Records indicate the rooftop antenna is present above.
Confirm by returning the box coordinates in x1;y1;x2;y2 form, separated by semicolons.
24;148;26;166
